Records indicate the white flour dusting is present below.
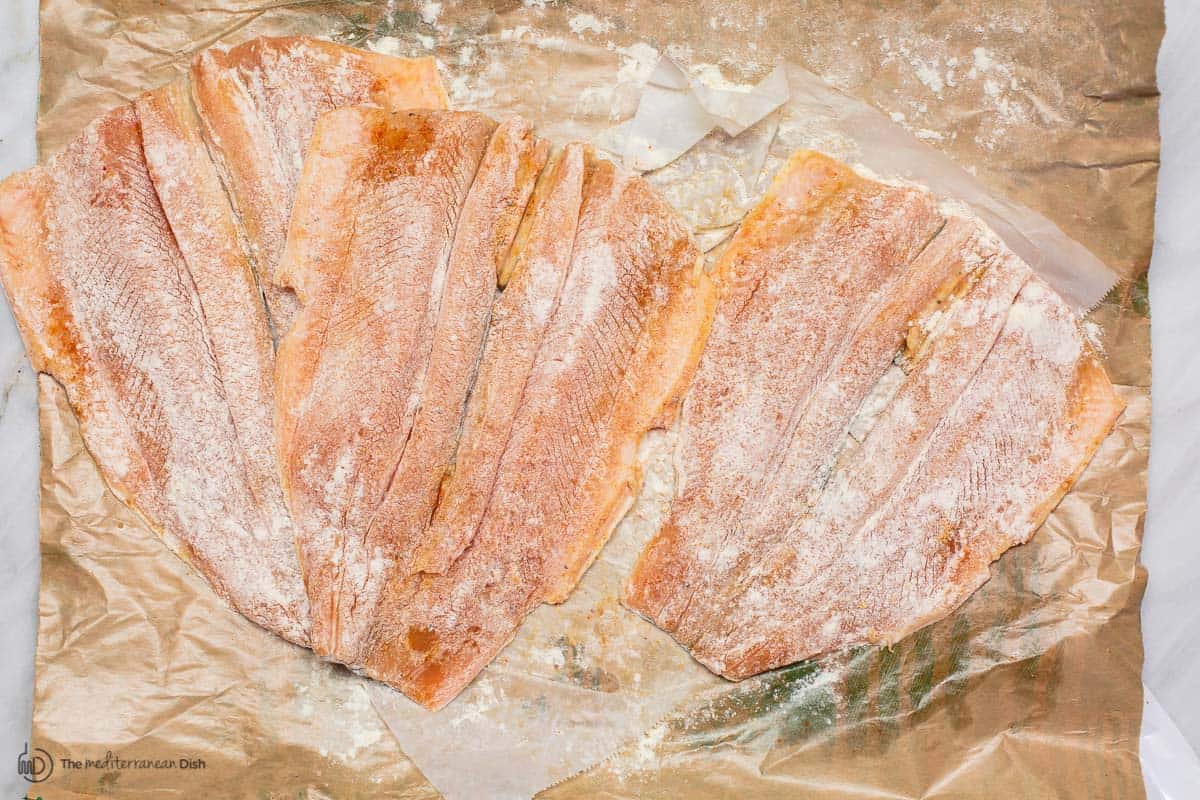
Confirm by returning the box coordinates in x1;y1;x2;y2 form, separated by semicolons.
568;13;613;36
419;1;442;27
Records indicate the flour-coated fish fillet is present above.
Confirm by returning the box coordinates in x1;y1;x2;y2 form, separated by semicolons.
413;143;588;576
275;108;547;664
625;162;1124;679
135;81;306;642
354;152;716;709
624;151;946;639
675;218;1033;675
190;36;448;335
705;269;1122;678
0;104;310;644
361;118;549;587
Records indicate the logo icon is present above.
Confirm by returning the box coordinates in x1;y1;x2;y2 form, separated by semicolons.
16;743;52;783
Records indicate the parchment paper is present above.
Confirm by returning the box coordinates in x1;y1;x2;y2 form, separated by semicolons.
27;2;1160;798
33;377;440;799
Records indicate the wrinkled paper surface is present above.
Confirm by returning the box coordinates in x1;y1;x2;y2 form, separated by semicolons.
30;1;1159;798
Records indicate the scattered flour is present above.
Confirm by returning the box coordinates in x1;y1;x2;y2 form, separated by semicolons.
875;35;1028;152
419;0;442;27
611;41;660;85
630;724;667;770
367;36;405;57
690;62;743;91
913;60;945;94
568;12;613;35
968;46;995;77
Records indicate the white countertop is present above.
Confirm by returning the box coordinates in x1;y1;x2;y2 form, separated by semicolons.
1;2;1198;797
1139;3;1200;797
0;2;43;799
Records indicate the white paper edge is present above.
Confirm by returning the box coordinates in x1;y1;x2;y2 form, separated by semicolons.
780;65;1121;313
1142;687;1200;800
623;57;790;172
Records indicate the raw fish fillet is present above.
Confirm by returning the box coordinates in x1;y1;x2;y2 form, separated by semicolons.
190;36;448;335
360;114;549;601
356;150;716;709
275;107;546;664
135;81;302;626
624;154;1124;678
624;151;946;639
697;271;1123;678
414;143;589;577
0;104;310;644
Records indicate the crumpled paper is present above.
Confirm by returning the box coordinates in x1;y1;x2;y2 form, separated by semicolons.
26;1;1159;799
614;61;1119;311
33;377;440;799
368;431;722;800
621;57;788;170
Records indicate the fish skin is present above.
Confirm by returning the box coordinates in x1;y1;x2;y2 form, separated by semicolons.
0;104;310;644
357;153;716;710
190;36;448;337
623;151;945;636
275;107;498;662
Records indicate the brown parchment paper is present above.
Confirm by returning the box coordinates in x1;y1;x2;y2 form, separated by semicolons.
33;378;441;799
28;1;1160;798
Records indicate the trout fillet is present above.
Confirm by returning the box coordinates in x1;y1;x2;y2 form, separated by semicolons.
0;103;310;644
190;36;448;335
275;107;546;665
354;149;717;709
624;152;1124;679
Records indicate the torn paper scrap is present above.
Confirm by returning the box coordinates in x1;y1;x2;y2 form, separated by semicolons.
623;57;789;171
